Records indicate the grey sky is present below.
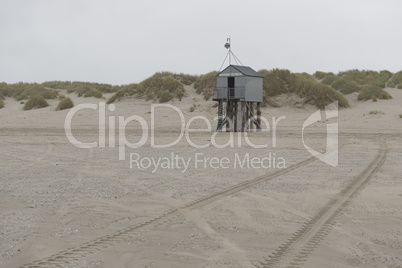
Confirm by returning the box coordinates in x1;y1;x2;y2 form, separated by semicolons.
1;0;401;85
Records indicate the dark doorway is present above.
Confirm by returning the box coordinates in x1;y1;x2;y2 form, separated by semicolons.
228;77;235;98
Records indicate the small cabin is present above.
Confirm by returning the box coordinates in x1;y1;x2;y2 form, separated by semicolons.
213;65;263;102
213;65;263;132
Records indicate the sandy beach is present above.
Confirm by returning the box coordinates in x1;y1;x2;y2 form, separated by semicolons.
0;86;401;268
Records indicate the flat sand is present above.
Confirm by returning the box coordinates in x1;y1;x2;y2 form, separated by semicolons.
0;87;401;268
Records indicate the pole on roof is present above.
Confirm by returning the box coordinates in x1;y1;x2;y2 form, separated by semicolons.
224;36;231;65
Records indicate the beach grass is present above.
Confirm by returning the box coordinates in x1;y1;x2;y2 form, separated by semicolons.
193;71;218;100
23;95;49;110
388;71;402;88
259;69;349;109
56;97;74;110
358;85;392;101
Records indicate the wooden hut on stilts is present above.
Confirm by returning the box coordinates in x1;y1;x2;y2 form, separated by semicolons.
213;37;263;132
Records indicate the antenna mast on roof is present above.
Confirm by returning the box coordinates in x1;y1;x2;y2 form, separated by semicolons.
225;37;231;65
219;36;244;71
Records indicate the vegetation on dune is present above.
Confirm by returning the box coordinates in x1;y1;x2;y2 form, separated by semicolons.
337;69;392;88
138;72;186;102
173;73;198;85
56;97;74;110
317;69;393;89
321;74;338;86
0;82;59;101
388;71;402;88
194;71;218;100
331;78;360;95
297;72;316;82
2;68;400;110
357;85;392;101
107;72;193;104
41;90;58;99
369;110;384;115
315;69;395;100
23;95;49;110
313;71;335;80
42;81;120;94
259;69;349;109
0;82;12;98
80;86;103;98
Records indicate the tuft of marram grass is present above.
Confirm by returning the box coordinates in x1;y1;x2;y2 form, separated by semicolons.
259;69;349;109
0;98;4;109
42;81;120;94
358;85;392;101
41;90;58;99
194;71;218;100
321;75;338;86
56;97;74;110
107;72;188;104
369;110;384;115
331;77;360;94
316;69;395;100
313;71;335;80
23;95;49;110
388;71;402;88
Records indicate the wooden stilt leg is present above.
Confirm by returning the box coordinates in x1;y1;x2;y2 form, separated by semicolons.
236;101;242;132
257;102;261;131
250;102;254;132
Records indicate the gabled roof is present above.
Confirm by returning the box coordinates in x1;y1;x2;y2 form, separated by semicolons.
218;65;263;78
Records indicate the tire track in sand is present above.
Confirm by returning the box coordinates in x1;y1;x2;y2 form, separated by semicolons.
20;156;318;268
257;140;387;268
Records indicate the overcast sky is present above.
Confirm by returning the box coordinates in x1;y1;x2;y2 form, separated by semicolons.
1;0;401;85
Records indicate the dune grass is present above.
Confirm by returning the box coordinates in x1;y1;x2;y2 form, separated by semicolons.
337;69;392;88
23;95;49;110
0;82;60;102
42;81;120;94
358;85;392;101
321;75;338;86
331;78;360;94
56;97;74;110
193;71;218;100
315;69;394;100
259;69;349;109
81;87;103;98
139;72;186;102
0;98;4;109
0;82;11;98
11;83;59;101
4;68;397;110
108;72;190;104
173;73;198;85
369;110;384;115
388;71;402;88
313;71;335;80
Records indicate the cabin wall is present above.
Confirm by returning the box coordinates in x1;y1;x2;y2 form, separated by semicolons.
245;77;263;102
